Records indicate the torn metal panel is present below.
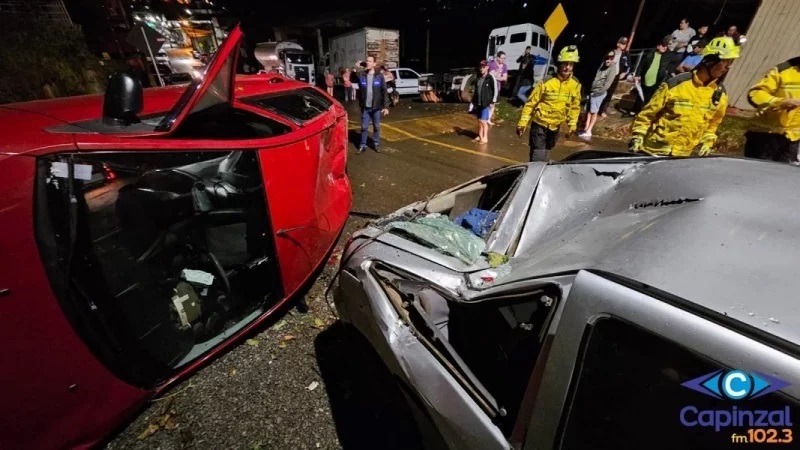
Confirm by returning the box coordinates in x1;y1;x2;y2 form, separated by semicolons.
484;163;546;255
340;261;511;450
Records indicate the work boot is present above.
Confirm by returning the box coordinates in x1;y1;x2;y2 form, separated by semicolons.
357;146;366;154
374;145;381;153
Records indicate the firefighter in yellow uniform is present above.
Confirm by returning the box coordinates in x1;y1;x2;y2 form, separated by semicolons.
745;57;800;163
516;45;582;162
629;36;741;157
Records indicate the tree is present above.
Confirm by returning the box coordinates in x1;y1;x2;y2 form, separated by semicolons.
0;18;111;104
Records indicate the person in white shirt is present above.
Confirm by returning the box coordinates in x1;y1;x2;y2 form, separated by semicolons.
671;18;696;54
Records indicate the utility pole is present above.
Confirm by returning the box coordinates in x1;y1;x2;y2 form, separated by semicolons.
142;26;165;86
627;0;646;51
425;21;430;73
316;28;324;73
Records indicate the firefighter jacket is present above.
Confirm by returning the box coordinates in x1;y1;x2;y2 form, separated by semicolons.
517;75;582;132
748;59;800;142
631;72;728;157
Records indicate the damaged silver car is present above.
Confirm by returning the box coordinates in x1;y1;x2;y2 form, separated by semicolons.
334;154;800;450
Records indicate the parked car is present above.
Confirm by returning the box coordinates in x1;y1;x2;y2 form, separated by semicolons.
0;25;351;450
389;67;432;96
334;154;800;449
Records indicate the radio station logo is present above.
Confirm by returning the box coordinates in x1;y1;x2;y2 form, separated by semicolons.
679;369;794;444
682;369;790;401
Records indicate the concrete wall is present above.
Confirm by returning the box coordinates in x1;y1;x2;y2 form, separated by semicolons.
726;0;800;110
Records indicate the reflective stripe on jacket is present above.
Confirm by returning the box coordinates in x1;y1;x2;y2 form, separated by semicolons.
632;72;728;157
748;59;800;142
517;76;582;131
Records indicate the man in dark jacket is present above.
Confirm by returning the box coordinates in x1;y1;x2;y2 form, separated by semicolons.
470;60;499;144
512;46;534;98
633;35;680;114
599;36;631;117
357;56;390;154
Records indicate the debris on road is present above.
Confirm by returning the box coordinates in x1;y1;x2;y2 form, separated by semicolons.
246;339;260;347
137;396;179;440
307;381;319;391
272;319;287;331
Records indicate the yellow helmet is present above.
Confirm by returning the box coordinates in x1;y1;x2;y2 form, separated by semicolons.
703;36;741;60
557;45;580;63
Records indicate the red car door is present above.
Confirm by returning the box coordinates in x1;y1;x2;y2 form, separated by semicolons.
0;154;149;450
242;92;350;295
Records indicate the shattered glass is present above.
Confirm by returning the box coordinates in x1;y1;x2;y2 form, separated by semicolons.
385;214;486;264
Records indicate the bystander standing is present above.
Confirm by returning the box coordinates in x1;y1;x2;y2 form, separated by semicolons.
579;50;618;138
325;69;335;96
356;56;390;154
342;68;353;102
470;60;498;144
382;66;397;106
488;51;508;125
672;18;696;54
632;36;675;115
676;39;706;73
687;24;709;53
512;46;534;98
599;36;631;118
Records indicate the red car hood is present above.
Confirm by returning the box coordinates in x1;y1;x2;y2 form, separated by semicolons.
0;86;186;156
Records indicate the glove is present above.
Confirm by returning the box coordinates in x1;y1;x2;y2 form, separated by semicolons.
516;126;525;137
628;136;643;152
698;145;712;156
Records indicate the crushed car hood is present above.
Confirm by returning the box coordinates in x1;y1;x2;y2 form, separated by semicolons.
500;157;800;344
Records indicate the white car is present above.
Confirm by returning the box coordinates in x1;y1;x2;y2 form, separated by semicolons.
389;68;433;96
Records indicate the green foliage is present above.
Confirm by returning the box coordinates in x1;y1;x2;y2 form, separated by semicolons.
0;17;110;104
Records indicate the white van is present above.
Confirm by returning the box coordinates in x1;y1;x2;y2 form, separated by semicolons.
487;23;553;81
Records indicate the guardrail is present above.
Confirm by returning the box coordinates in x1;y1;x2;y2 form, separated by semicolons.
628;48;650;77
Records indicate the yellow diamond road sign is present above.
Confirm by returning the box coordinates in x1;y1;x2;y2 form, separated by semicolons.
544;3;569;42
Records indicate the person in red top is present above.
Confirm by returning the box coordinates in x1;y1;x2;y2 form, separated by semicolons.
342;68;353;102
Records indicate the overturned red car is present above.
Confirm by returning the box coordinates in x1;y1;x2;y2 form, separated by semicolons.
0;26;350;449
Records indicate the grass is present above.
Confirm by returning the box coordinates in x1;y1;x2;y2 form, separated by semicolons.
493;101;520;125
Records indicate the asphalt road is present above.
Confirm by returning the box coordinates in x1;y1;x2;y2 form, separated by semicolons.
106;98;625;450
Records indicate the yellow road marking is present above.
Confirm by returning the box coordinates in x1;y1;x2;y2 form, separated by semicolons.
380;122;522;164
347;124;402;142
381;113;471;125
348;113;523;164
